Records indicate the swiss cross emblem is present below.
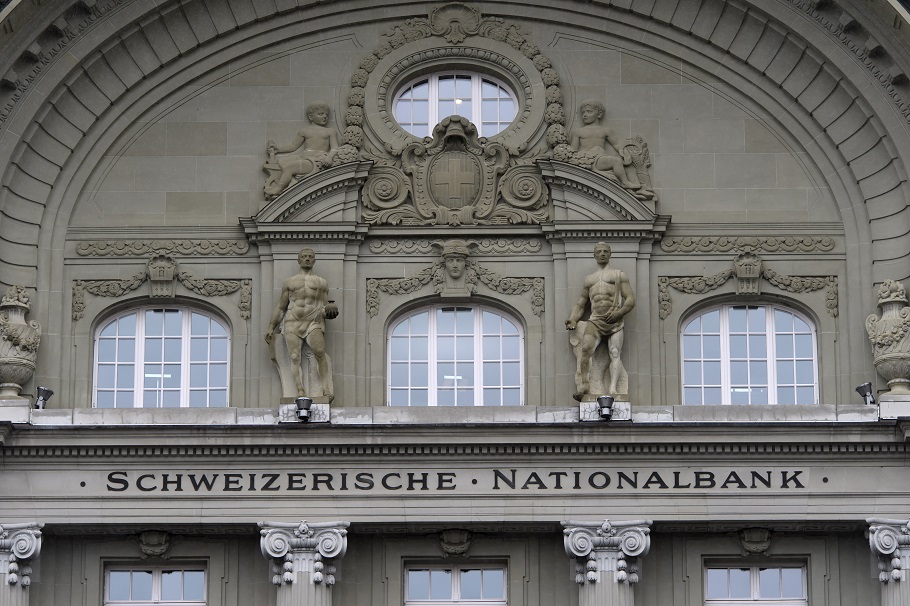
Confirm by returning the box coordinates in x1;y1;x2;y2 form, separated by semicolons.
428;151;482;209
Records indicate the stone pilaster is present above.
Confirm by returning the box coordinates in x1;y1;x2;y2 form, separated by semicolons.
0;523;43;606
869;518;910;606
259;521;349;606
562;519;651;606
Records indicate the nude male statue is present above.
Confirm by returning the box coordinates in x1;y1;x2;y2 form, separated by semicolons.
569;100;639;189
266;248;338;398
565;242;636;400
263;102;339;197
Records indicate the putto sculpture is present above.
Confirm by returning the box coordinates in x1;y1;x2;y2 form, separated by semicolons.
566;243;636;400
866;279;910;396
262;102;340;199
266;249;338;401
554;100;657;202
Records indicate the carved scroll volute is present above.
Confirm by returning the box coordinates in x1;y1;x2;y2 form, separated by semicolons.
562;519;651;584
259;521;349;586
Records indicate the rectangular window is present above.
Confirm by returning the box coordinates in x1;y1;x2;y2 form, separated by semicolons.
405;565;506;606
105;566;206;606
705;566;806;605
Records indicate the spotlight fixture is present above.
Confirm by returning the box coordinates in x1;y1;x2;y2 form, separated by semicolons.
855;382;876;406
34;387;53;410
295;396;313;422
596;395;615;420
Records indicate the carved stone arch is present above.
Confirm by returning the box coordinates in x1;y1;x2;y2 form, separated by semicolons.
1;0;909;289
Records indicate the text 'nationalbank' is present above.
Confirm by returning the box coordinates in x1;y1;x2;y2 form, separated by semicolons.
105;468;807;493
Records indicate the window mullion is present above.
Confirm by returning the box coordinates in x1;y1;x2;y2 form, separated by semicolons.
181;311;192;408
719;307;731;405
767;306;778;405
473;309;483;406
429;74;439;129
471;74;482;130
135;310;146;409
428;309;438;407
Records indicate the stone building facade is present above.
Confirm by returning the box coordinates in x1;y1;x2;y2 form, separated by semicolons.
1;0;910;605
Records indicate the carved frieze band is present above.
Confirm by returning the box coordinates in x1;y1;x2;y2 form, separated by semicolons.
867;518;910;583
369;238;542;255
563;519;651;584
71;256;252;320
660;236;836;254
0;522;43;587
75;240;250;257
658;254;838;319
367;261;544;317
259;521;349;586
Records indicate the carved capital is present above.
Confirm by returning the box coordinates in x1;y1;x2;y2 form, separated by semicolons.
868;518;910;583
562;519;651;584
0;522;43;587
259;521;349;586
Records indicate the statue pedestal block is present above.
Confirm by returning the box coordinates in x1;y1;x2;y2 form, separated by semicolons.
0;397;30;423
879;394;910;419
579;400;631;422
278;402;330;423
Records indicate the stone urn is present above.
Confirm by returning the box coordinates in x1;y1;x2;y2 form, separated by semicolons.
0;286;41;398
866;279;910;395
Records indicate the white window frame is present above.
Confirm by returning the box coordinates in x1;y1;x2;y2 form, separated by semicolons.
704;565;807;605
387;305;524;407
93;307;230;408
681;304;818;405
104;564;206;606
393;72;518;138
405;564;507;606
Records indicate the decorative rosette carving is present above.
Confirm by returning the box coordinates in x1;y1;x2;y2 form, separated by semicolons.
499;166;548;210
363;167;411;211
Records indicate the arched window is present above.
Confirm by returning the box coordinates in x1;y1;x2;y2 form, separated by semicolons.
388;306;523;406
94;307;229;408
681;304;818;405
394;73;517;138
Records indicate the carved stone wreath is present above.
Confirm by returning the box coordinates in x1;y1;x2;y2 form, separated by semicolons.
657;253;838;319
71;256;252;320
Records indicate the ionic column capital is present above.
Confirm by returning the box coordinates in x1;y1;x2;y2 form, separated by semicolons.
259;521;349;589
868;518;910;584
562;519;651;585
0;523;43;589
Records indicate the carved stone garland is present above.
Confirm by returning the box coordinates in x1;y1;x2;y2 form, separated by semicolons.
366;244;544;317
563;519;651;606
259;521;348;606
76;240;249;257
0;522;42;599
71;255;252;320
657;253;838;319
369;238;542;255
661;235;836;254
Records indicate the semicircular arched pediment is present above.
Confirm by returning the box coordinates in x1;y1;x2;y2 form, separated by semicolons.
253;161;373;224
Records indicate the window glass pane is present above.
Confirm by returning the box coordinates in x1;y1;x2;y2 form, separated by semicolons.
703;336;720;358
457;362;474;386
100;321;117;338
131;571;153;600
751;386;768;404
108;571;131;601
705;569;727;599
795;334;813;358
701;310;720;332
163;309;182;336
391;363;408;387
748;306;765;332
430;570;452;600
164;338;181;362
145;338;163;363
749;334;767;357
184;570;205;600
161;570;182;600
96;391;115;408
684;361;701;385
684;387;702;405
484;388;501;406
775;308;794;331
438;389;456;406
210;363;227;386
454;76;471;98
502;388;520;406
119;339;135;362
98;365;115;388
391;338;409;361
729;307;748;332
437;309;455;334
118;313;136;335
729;335;747;358
409;570;429;600
750;361;767;384
483;336;500;358
461;569;481;599
411;389;428;406
411;312;429;334
703;387;722;404
729;568;750;598
439;336;455;360
731;387;749;405
796;360;814;383
161;390;180;408
98;340;116;363
456;336;473;358
502;362;520;385
796;386;815;404
191;337;208;361
781;568;803;598
683;335;701;358
730;361;748;385
776;333;794;358
704;361;721;385
483;569;504;599
412;337;428;360
163;365;181;388
145;310;164;335
411;363;428;387
759;567;781;598
191;313;209;335
438;77;455;98
116;367;134;389
502;336;520;358
116;391;134;408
